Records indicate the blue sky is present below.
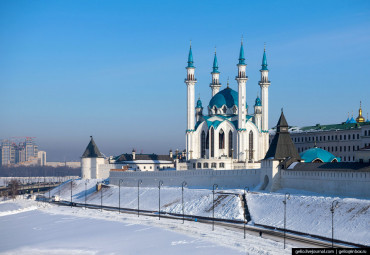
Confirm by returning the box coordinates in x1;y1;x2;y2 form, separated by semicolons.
1;0;369;161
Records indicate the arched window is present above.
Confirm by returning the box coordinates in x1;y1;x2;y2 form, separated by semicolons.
211;128;215;158
222;106;227;114
206;130;209;149
249;131;254;161
219;129;225;149
228;131;233;157
201;131;206;158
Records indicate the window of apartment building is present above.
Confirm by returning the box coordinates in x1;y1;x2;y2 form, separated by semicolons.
211;162;217;168
335;147;338;152
357;146;360;150
332;135;334;140
150;166;152;169
332;146;334;151
335;135;337;140
340;135;342;140
204;162;209;168
344;156;346;161
144;166;146;169
197;162;201;168
344;135;346;140
323;136;326;141
348;146;351;151
219;163;225;168
328;136;330;141
353;134;355;139
353;146;355;151
344;146;346;152
357;134;359;139
353;156;355;161
193;163;196;168
340;146;342;152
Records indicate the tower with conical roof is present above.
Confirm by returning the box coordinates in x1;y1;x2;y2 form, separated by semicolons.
235;38;249;161
210;49;222;96
259;45;271;157
81;136;105;179
195;97;203;122
185;43;197;160
254;94;262;131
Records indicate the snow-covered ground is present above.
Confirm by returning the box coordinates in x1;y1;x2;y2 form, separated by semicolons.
247;189;370;246
50;180;370;246
49;179;244;220
0;199;289;255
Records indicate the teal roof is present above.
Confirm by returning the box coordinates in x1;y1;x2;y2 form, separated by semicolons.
209;87;238;109
348;117;357;124
255;96;262;106
212;53;219;73
196;98;202;108
187;46;194;68
345;117;350;123
238;42;246;65
261;50;268;70
300;147;341;163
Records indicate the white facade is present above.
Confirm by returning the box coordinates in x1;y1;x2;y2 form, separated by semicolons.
183;43;270;170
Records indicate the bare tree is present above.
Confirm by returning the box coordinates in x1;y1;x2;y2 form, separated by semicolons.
8;179;20;199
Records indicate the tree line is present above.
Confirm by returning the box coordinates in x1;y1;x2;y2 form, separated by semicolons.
0;166;81;177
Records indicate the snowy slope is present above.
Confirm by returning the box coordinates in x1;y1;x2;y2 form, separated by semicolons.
247;190;370;246
49;179;244;220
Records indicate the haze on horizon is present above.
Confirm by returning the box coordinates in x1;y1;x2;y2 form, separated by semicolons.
1;0;369;161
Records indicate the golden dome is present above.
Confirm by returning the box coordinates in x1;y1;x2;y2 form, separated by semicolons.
356;101;365;123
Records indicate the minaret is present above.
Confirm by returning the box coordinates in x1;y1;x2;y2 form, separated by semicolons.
195;97;203;122
235;39;248;161
259;45;271;156
210;49;221;96
185;43;197;160
254;94;262;130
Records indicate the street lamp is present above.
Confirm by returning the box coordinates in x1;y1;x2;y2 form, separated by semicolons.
158;180;164;220
119;179;124;214
212;184;218;231
101;183;103;212
244;186;249;239
181;181;187;224
283;192;291;249
85;180;88;209
330;200;339;248
70;179;73;208
137;179;142;217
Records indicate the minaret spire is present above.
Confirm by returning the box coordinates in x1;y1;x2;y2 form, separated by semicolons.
235;37;248;161
259;44;271;158
210;47;221;96
185;42;197;159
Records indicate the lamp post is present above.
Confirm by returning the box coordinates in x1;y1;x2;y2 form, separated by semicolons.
70;179;73;208
137;179;142;217
244;186;249;239
101;183;103;212
158;180;163;220
330;200;339;248
182;181;187;224
283;192;290;249
85;180;88;209
58;176;61;206
119;179;124;214
212;184;218;231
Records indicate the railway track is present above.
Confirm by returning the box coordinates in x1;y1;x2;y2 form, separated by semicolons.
43;199;367;249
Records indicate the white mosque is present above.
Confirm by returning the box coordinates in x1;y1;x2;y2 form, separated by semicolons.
177;41;271;170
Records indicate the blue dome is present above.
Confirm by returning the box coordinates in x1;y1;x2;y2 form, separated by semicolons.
300;147;341;163
209;88;238;109
196;98;202;108
255;96;261;106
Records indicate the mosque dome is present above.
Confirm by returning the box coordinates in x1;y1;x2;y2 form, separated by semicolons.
209;87;238;109
255;96;262;106
196;98;202;108
300;147;340;163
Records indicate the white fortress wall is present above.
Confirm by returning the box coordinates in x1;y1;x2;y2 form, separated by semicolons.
110;169;260;189
280;170;370;198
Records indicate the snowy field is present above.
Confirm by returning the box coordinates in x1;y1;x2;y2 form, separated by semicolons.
51;180;370;246
0;199;289;255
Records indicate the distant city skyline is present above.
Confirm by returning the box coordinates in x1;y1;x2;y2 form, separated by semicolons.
1;0;369;161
